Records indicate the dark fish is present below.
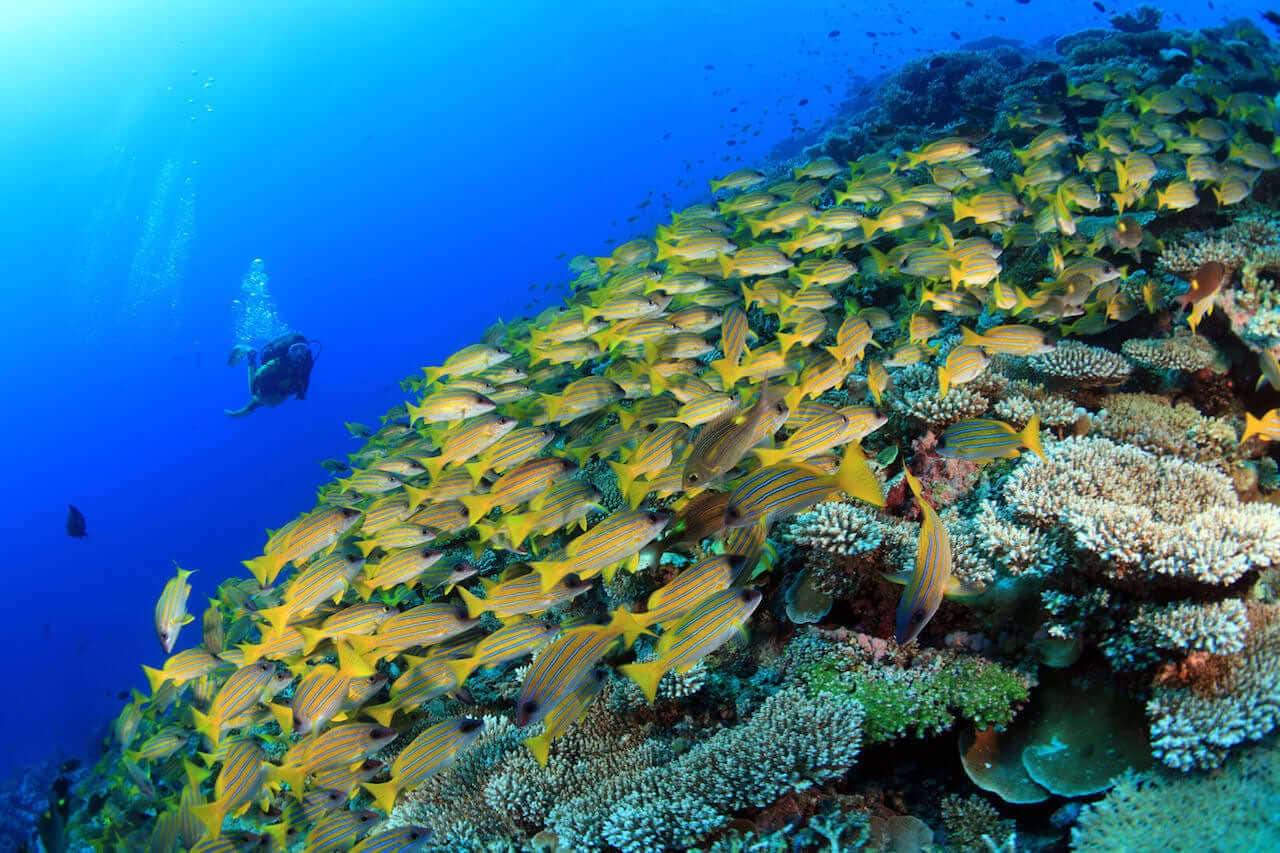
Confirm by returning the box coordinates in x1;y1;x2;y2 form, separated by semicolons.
1092;0;1104;10
828;29;840;37
66;504;87;538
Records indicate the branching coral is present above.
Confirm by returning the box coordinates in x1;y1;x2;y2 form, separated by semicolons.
1120;333;1222;373
1091;392;1238;463
783;501;885;558
1147;604;1280;771
1003;437;1280;586
1073;736;1280;851
1027;341;1132;387
1128;599;1250;656
888;363;992;428
548;687;865;853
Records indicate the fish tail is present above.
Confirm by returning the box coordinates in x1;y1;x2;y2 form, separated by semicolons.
751;447;788;468
266;762;307;798
336;640;375;678
189;800;227;841
835;443;885;507
420;366;444;386
936;366;952;398
620;660;666;704
243;554;281;587
717;251;737;278
1020;414;1046;462
256;604;292;638
455;585;490;620
363;703;397;728
189;707;218;749
444;656;479;686
609;605;654;648
460;495;494;524
524;733;553;767
608;460;640;499
959;326;985;348
775;331;799;354
354;538;381;558
1012;286;1036;316
363;780;401;815
1243;412;1262;443
142;665;167;697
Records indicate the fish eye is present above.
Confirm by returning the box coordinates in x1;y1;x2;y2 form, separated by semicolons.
647;512;660;523
687;473;699;483
913;608;927;624
725;506;741;521
521;699;538;715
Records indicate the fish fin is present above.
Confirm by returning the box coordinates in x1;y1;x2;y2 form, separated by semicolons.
243;554;281;587
189;707;218;749
936;365;951;398
609;606;653;648
256;605;293;639
266;762;306;797
444;656;479;685
336;640;375;678
944;577;987;598
268;703;294;736
363;780;401;815
403;484;430;511
142;665;167;696
354;538;381;558
183;759;208;794
834;443;885;507
363;703;397;728
619;660;665;704
882;569;913;586
1242;412;1261;443
529;561;563;593
189;800;227;841
608;460;639;500
297;626;327;655
524;734;552;767
460;495;494;524
1019;414;1046;462
455;585;490;620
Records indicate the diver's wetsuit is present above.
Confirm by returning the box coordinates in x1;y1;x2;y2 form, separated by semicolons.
226;333;315;417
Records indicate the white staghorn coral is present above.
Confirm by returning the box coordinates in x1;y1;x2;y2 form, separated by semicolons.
1003;437;1280;586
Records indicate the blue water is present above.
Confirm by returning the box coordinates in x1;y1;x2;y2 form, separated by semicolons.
0;0;1268;779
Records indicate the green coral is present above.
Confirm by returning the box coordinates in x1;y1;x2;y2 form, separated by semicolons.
804;652;1030;743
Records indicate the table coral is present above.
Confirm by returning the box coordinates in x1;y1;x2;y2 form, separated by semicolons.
1027;340;1133;387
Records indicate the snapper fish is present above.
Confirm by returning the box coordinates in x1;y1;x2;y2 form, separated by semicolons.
938;416;1045;462
156;563;195;654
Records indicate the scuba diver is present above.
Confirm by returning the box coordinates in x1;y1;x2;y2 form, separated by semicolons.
225;332;320;417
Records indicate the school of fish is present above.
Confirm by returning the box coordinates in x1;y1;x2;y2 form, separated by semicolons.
83;37;1280;851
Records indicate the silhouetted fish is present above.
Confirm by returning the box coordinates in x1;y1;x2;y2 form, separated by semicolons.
66;504;87;538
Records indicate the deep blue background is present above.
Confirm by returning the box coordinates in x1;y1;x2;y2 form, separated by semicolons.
0;0;1266;777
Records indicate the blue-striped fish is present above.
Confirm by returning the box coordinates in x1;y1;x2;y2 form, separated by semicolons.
960;324;1054;355
471;427;557;479
297;602;395;653
540;376;625;425
937;344;990;397
683;387;789;490
257;553;364;637
460;456;577;521
751;408;872;468
610;422;690;497
515;609;648;726
358;602;478;661
530;510;669;591
662;392;737;427
357;547;444;596
191;662;291;748
363;717;484;813
305;809;384;853
350;825;434;853
142;647;222;695
622;588;762;703
420;344;511;385
361;657;460;727
420;414;517;478
1242;409;1280;443
723;442;884;529
245;506;362;587
456;571;592;620
189;739;265;840
291;660;374;736
639;554;740;628
524;666;608;767
407;387;495;425
444;618;560;684
155;564;195;654
496;480;604;547
938;416;1045;462
888;470;959;644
